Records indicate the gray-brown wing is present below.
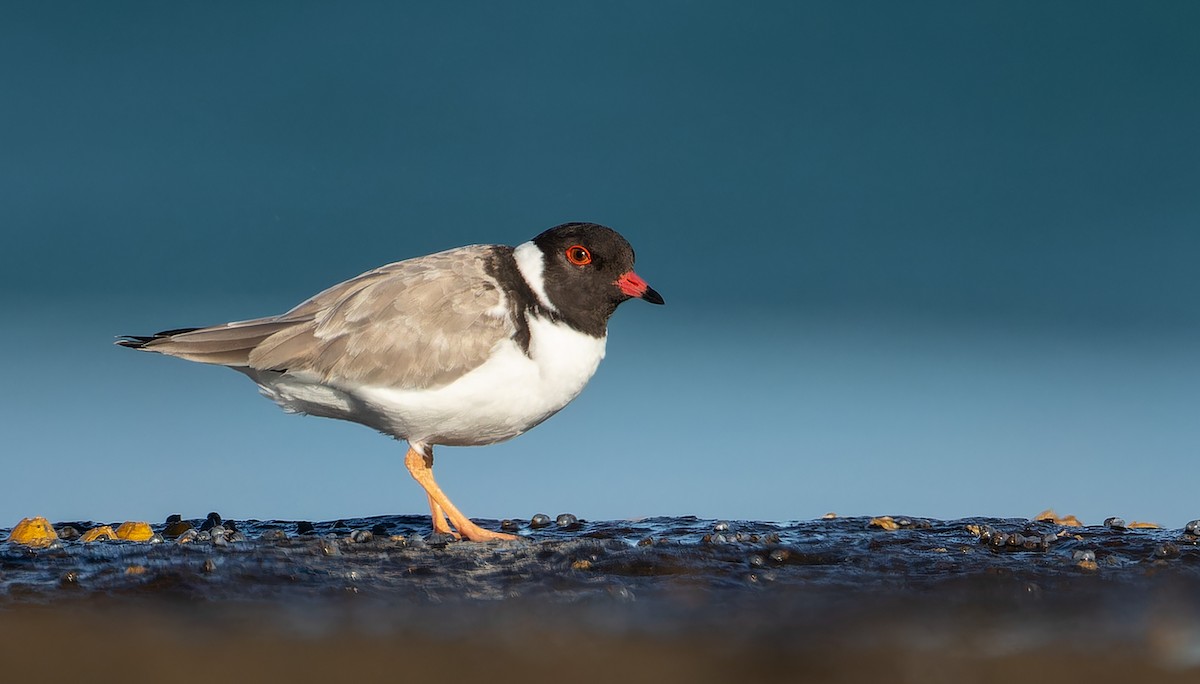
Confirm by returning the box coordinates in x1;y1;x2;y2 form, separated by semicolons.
247;245;514;390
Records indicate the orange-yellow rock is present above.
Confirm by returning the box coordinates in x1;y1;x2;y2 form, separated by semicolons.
1034;509;1083;527
869;516;900;531
7;517;59;547
116;521;154;541
1128;521;1161;529
81;525;118;542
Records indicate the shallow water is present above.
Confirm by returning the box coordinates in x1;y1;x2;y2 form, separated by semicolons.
3;514;1200;683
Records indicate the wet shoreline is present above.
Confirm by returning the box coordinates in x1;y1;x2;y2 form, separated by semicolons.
4;514;1200;682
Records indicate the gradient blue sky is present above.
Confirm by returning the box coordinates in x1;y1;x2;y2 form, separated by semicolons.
3;2;1198;526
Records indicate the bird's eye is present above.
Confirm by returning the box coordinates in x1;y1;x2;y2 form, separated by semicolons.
566;245;592;266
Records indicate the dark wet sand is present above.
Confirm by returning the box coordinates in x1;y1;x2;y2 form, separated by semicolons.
3;514;1199;683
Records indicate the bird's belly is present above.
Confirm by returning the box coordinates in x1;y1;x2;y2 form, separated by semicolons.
355;323;607;446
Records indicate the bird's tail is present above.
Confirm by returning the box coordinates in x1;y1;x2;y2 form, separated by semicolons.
116;319;299;367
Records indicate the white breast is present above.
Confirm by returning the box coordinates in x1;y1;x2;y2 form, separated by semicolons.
338;314;606;446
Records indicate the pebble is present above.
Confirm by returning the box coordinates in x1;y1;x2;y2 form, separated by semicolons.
319;538;340;556
748;554;766;567
165;514;182;524
529;514;552;529
769;548;791;563
713;521;731;532
1072;550;1096;563
115;521;154;542
349;530;373;543
163;521;194;538
6;517;59;547
201;558;217;573
427;532;457;545
555;513;580;529
176;529;199;544
1104;517;1126;530
199;512;222;532
1154;542;1180;559
56;525;81;541
370;523;391;536
296;521;316;535
259;529;287;542
1185;519;1200;536
80;526;117;543
500;519;520;532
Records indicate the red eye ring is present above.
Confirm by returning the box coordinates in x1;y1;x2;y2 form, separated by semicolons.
565;245;592;266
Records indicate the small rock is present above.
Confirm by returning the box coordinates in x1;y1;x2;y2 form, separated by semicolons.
259;529;287;542
1034;509;1083;527
319;538;340;556
80;526;117;543
869;516;899;531
1128;521;1161;529
636;537;653;547
349;530;373;543
199;512;222;532
116;521;154;542
163;521;194;538
370;523;391;536
555;513;579;528
201;558;217;573
1072;550;1096;563
529;514;552;529
60;571;79;587
748;554;765;567
1185;520;1200;536
713;521;730;532
822;512;838;519
1104;517;1126;530
426;532;457;546
165;514;182;524
769;548;791;563
571;559;592;570
1155;542;1180;558
6;517;59;548
176;529;199;544
56;525;81;541
500;519;520;532
124;565;146;575
295;521;315;535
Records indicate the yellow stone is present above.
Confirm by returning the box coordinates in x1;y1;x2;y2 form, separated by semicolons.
869;516;900;531
125;565;147;575
571;559;593;570
81;525;118;542
1077;559;1099;572
116;521;154;541
1128;521;1161;529
6;517;59;547
821;512;838;520
1033;508;1083;527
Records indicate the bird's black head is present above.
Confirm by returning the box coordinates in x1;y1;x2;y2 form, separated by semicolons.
531;222;664;336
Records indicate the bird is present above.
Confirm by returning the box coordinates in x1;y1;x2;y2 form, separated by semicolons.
117;222;664;542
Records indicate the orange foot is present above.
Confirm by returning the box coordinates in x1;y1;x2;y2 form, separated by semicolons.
407;445;518;542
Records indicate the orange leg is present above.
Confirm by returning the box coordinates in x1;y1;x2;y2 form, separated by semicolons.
405;445;517;542
426;494;458;538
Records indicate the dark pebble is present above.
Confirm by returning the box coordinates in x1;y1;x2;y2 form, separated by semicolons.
529;514;552;529
319;538;340;556
426;532;457;546
500;519;520;532
163;521;194;538
555;513;579;528
990;532;1009;548
637;537;653;547
370;523;391;536
769;549;791;563
56;525;80;541
1155;542;1180;558
296;521;315;535
165;514;182;524
1007;533;1026;547
349;530;373;543
226;531;246;543
176;529;199;544
1104;517;1126;530
748;554;765;567
332;520;348;529
224;520;239;533
199;512;222;532
1185;520;1200;536
60;571;79;587
201;559;217;573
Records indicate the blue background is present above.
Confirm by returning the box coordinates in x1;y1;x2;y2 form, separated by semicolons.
3;2;1198;526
